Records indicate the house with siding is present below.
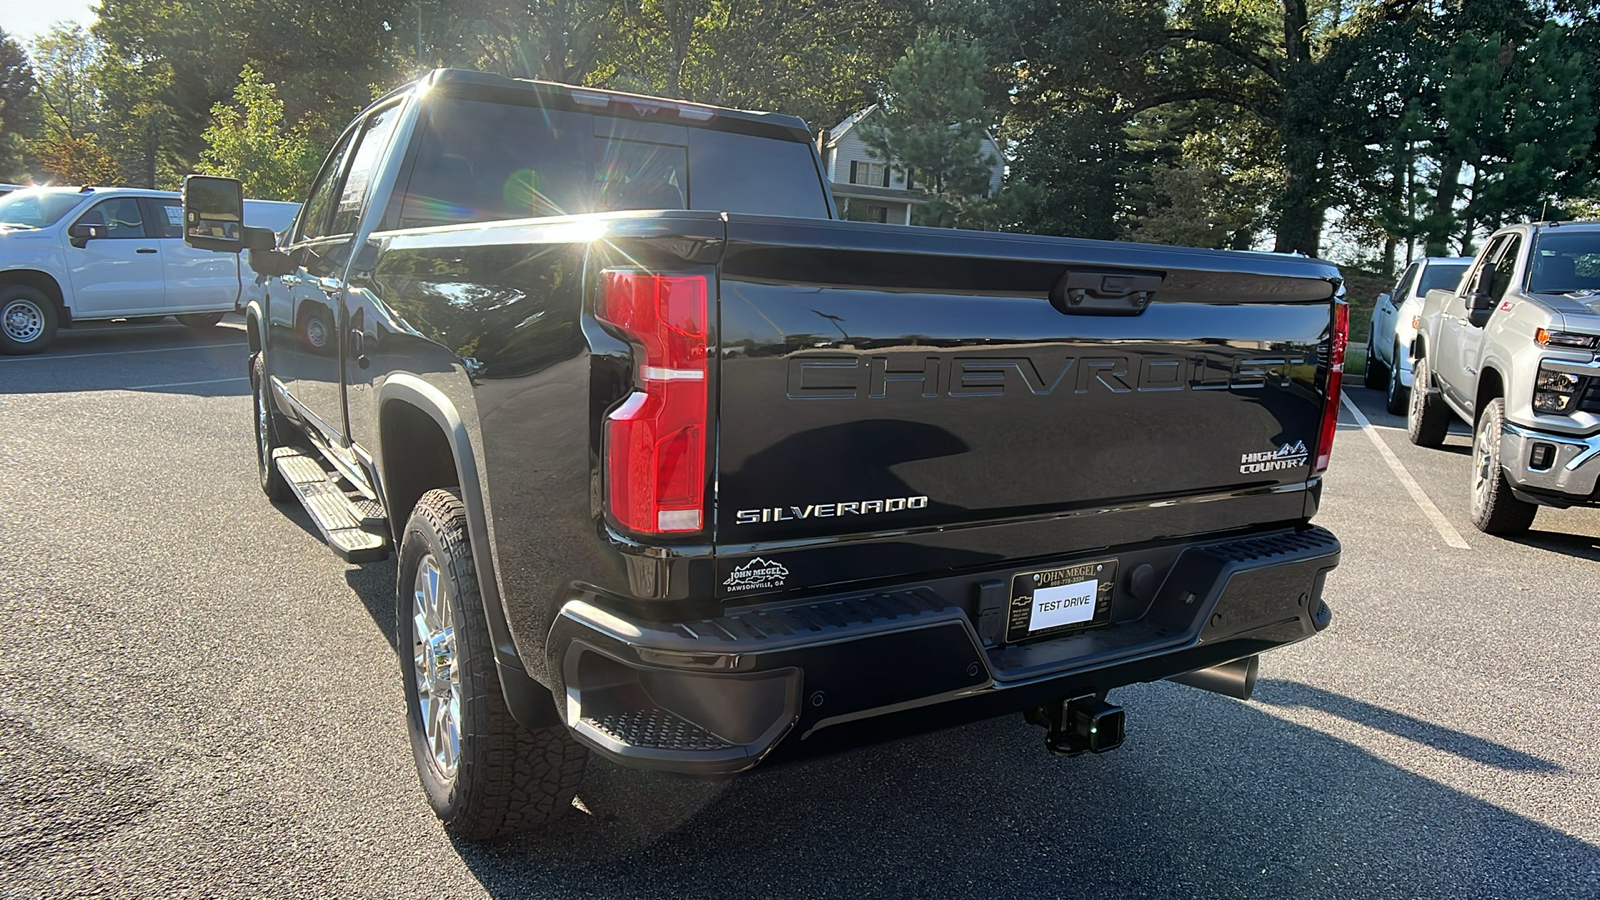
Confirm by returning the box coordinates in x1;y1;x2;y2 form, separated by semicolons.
820;105;1005;225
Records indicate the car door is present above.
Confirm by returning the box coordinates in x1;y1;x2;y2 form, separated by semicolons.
1437;236;1509;411
1457;234;1521;398
62;196;166;317
273;126;358;428
142;196;241;314
286;102;403;447
1375;263;1418;367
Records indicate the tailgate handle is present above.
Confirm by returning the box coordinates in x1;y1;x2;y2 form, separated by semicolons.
1051;268;1164;316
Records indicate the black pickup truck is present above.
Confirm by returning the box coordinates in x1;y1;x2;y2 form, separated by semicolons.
184;69;1346;839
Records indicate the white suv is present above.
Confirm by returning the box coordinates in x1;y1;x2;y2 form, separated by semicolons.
1365;256;1472;413
0;186;298;354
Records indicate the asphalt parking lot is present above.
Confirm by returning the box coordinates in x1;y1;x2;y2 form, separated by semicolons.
2;320;1597;899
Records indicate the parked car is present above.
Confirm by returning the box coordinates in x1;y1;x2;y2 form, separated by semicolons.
0;183;26;198
1365;255;1471;413
189;69;1346;840
0;186;298;354
1410;220;1600;533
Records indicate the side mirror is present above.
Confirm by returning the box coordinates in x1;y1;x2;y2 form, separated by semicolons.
247;246;297;278
1376;292;1391;308
183;174;245;253
1467;290;1495;311
68;222;107;249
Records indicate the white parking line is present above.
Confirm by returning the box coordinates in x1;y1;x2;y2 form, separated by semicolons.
0;341;244;363
125;376;249;391
1340;392;1471;550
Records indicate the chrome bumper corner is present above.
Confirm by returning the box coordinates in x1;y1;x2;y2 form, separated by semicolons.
1501;423;1600;498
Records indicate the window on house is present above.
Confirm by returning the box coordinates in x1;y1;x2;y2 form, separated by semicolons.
849;160;888;187
868;205;888;223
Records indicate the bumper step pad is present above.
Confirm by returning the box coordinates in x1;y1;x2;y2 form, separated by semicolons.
272;447;389;563
582;708;735;753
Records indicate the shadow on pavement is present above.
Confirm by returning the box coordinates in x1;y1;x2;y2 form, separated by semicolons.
1251;679;1560;772
0;320;249;396
431;682;1594;899
1504;529;1600;563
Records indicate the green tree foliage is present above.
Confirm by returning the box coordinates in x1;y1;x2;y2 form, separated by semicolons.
0;29;36;181
858;29;1005;228
29;24;123;184
862;30;994;196
197;66;317;200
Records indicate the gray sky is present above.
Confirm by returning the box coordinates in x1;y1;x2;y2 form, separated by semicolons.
2;0;98;44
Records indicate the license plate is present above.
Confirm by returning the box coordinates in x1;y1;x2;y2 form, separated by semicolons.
1004;559;1117;643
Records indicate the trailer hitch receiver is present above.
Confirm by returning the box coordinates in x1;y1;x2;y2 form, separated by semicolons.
1026;696;1125;757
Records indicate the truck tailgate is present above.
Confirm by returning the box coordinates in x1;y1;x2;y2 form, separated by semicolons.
713;218;1340;594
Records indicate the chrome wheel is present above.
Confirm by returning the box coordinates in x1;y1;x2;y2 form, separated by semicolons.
255;374;271;469
1;297;45;344
412;554;461;778
1472;413;1494;515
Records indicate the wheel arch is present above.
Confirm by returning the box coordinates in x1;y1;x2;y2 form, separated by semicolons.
376;375;561;728
1475;365;1506;424
243;297;266;353
0;269;69;323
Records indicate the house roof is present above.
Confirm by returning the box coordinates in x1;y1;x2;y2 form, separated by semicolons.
827;105;878;144
826;105;1004;163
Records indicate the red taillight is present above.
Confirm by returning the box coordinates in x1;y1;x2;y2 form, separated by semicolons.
598;271;708;534
1314;299;1349;473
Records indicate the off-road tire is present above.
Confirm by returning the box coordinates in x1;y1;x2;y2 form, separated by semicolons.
176;312;224;330
1469;398;1538;535
398;489;588;840
1385;344;1409;415
251;353;294;502
0;284;59;355
1407;355;1450;447
1363;332;1387;389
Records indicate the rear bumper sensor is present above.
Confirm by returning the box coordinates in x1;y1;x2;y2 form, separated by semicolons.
545;527;1339;774
273;447;389;563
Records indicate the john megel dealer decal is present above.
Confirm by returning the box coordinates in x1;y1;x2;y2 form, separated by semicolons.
723;557;790;592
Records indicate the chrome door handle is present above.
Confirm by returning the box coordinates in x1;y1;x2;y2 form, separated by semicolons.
281;275;302;286
315;276;343;293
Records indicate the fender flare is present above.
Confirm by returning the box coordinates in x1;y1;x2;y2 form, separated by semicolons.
375;375;562;728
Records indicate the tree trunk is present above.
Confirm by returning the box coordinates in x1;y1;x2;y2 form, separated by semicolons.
1272;0;1324;255
1423;157;1461;257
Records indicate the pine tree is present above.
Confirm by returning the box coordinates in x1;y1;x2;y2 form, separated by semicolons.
861;29;999;227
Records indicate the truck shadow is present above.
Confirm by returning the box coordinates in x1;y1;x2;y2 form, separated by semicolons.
441;681;1595;900
1503;530;1600;563
324;551;1596;898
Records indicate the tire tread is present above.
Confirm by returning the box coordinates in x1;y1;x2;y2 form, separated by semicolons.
403;489;587;840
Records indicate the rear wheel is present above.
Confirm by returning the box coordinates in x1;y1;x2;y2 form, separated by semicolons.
1384;343;1408;415
1363;328;1387;389
1470;398;1537;535
1406;355;1450;447
398;489;588;840
177;312;224;330
0;285;58;355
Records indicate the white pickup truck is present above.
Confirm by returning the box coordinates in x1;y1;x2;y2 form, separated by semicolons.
0;186;298;354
